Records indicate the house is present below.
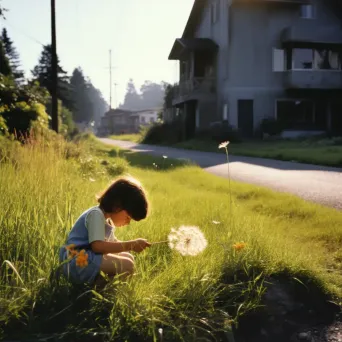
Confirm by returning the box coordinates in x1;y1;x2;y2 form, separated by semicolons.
98;109;139;136
134;108;160;126
168;0;342;138
97;108;161;136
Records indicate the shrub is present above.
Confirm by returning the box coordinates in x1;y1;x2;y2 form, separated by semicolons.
260;118;283;136
0;101;49;135
196;121;241;143
142;121;182;144
105;157;129;176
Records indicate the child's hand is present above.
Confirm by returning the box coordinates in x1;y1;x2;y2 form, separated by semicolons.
131;239;151;253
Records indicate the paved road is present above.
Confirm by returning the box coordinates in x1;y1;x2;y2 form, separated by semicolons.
99;138;342;210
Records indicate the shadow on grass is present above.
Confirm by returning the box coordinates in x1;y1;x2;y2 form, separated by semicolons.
107;148;192;171
231;268;341;342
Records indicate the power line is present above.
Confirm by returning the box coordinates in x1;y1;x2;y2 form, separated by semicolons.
2;21;45;46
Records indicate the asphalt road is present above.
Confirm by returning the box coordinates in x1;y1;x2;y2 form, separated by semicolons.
99;138;342;210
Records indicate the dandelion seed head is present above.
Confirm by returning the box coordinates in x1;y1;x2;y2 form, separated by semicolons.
218;141;230;149
168;226;208;256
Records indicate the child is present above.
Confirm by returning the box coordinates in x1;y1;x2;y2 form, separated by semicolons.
59;176;151;285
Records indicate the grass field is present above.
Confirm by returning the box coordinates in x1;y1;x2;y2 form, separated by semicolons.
109;134;141;143
1;133;341;341
108;132;342;167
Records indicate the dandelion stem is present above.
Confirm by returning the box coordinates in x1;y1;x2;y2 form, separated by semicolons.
151;240;169;245
225;147;233;227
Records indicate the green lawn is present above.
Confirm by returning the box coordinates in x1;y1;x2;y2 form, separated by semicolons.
174;139;342;167
109;133;141;143
1;133;341;341
107;132;342;167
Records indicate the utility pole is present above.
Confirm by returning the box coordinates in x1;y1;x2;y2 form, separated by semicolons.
114;82;118;109
51;0;58;133
109;50;112;109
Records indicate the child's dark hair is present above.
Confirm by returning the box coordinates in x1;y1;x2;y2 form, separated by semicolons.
97;177;149;221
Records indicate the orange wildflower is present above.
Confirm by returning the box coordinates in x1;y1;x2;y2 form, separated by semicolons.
66;244;76;251
75;249;89;268
233;242;247;252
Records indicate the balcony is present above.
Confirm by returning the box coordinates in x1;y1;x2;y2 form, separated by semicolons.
172;77;216;106
282;22;342;46
283;70;342;89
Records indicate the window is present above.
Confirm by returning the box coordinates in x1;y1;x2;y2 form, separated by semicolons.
211;1;220;25
276;100;318;130
291;48;342;70
223;104;228;121
141;117;146;124
272;48;285;72
300;5;315;19
293;48;313;69
150;117;155;123
313;50;342;70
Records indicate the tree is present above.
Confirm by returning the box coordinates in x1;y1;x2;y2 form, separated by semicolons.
69;68;93;123
140;81;164;109
1;28;24;82
0;40;12;76
119;79;142;111
87;80;108;125
0;1;7;18
31;44;73;110
119;79;165;111
163;83;176;110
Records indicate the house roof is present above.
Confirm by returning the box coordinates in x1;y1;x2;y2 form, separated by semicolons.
181;0;208;38
169;0;342;57
105;109;132;117
169;38;218;60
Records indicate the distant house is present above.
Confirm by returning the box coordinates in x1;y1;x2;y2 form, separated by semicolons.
168;0;342;138
134;108;160;126
98;107;161;136
98;109;139;136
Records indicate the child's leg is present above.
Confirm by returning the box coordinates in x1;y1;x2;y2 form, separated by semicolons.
100;253;134;278
118;252;134;262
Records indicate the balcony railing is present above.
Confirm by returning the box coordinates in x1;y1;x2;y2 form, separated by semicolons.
283;70;342;89
174;77;216;99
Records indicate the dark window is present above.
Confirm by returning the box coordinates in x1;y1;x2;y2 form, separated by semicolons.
277;100;323;130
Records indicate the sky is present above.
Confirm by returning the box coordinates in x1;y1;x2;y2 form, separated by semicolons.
0;0;194;107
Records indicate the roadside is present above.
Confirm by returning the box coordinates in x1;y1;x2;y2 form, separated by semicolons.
99;138;342;210
108;134;342;168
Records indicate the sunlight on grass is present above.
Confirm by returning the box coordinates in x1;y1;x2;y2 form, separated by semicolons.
1;134;341;340
109;133;141;143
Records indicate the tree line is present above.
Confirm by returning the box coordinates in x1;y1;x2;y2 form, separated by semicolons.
0;26;108;136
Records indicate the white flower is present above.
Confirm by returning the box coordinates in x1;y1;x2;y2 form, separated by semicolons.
163;155;168;159
218;141;230;149
168;226;208;256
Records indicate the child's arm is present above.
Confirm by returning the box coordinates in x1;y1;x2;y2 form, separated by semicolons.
91;239;150;254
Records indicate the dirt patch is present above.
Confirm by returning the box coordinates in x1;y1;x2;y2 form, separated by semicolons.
234;277;341;342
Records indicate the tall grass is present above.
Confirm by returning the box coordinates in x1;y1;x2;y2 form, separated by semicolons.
0;134;341;341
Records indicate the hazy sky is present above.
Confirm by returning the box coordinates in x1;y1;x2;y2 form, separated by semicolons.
0;0;194;106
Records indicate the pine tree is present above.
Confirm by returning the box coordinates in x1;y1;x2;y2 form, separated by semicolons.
0;40;12;76
87;80;108;124
31;44;73;110
1;28;24;82
70;68;94;123
119;79;142;110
